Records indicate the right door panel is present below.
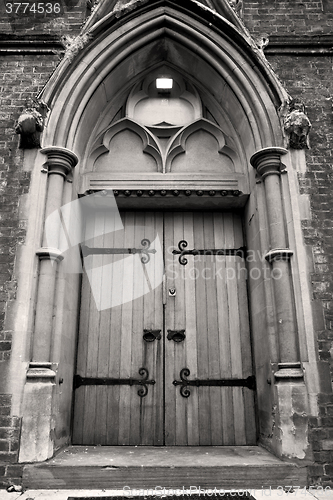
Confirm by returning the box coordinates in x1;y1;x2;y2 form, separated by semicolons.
164;211;256;445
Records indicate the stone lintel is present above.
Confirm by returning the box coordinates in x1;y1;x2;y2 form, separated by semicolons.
250;147;288;179
36;247;64;262
265;248;294;263
41;146;78;178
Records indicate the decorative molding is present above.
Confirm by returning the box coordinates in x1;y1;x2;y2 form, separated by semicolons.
90;117;239;175
166;118;237;172
36;247;64;262
227;0;243;18
0;34;63;54
274;362;304;381
26;362;56;381
265;248;293;263
284;99;311;150
79;172;247;194
60;34;93;62
264;35;333;55
110;189;242;197
93;118;162;171
41;147;78;177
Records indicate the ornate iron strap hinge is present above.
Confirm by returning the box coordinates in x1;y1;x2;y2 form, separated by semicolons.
73;368;155;397
173;368;256;398
81;238;156;264
172;240;246;265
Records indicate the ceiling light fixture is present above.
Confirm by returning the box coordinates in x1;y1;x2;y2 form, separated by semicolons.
156;78;173;89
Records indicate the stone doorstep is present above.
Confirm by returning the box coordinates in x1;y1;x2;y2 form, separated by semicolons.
1;490;333;500
21;446;309;490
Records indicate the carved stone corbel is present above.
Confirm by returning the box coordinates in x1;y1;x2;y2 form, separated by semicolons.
15;100;49;149
284;99;311;150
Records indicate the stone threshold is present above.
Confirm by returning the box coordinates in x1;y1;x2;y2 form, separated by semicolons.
22;446;308;490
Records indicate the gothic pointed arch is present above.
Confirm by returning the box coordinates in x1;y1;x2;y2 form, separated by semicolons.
40;0;289;162
18;0;320;465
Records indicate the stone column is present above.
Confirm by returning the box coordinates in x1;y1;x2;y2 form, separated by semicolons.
19;147;78;463
250;147;303;380
33;147;78;361
251;147;309;460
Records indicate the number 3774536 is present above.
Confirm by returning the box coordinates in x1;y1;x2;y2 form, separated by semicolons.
5;2;61;14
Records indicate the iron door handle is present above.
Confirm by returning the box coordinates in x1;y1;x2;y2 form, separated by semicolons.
143;329;162;342
167;330;186;343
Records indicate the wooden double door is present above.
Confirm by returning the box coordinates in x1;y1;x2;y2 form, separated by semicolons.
73;210;256;446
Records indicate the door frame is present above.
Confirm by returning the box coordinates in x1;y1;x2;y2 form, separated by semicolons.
72;205;257;446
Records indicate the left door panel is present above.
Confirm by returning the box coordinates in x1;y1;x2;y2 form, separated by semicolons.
73;210;164;445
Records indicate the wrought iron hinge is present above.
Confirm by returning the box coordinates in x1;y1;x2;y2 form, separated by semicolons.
74;368;155;397
81;238;156;264
172;240;247;265
173;368;256;397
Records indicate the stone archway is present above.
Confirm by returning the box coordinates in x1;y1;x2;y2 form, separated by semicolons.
15;0;317;464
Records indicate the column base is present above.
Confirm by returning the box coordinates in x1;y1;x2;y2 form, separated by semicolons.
19;363;56;463
272;363;310;461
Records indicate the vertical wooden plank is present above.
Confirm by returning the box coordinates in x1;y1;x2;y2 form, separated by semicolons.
172;212;187;445
213;212;234;444
234;213;257;444
193;212;211;445
107;211;126;444
82;209;105;444
151;211;164;445
140;211;163;445
204;212;223;445
164;212;176;445
129;211;145;445
72;210;95;444
95;210;114;445
118;211;135;445
224;212;246;445
183;211;199;445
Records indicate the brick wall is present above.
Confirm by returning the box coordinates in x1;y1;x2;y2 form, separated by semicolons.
0;0;87;35
0;0;333;489
243;0;333;35
0;0;85;484
243;0;333;486
0;52;60;487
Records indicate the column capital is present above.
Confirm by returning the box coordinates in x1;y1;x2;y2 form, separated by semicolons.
265;248;294;263
250;147;288;179
40;146;78;178
36;247;64;262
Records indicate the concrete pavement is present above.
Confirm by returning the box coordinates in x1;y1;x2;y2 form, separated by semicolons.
1;489;333;500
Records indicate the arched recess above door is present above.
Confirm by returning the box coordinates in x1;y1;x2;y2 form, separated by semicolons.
81;67;245;198
39;0;289;204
